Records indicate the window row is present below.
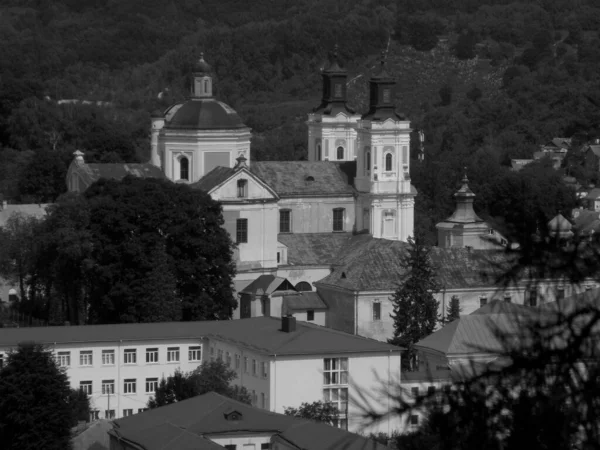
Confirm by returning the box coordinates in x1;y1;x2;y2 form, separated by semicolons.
56;346;202;368
79;377;161;395
210;348;269;379
276;208;346;234
224;444;270;450
91;409;148;421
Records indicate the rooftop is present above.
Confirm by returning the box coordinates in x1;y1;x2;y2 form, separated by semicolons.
0;203;50;227
250;161;356;197
165;98;247;130
0;316;400;356
110;392;391;450
191;166;235;192
278;232;354;266
282;292;328;313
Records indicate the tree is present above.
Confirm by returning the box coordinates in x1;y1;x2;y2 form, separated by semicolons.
389;236;439;371
0;343;74;450
284;401;339;425
442;295;461;324
148;360;252;408
438;84;453;106
69;388;91;424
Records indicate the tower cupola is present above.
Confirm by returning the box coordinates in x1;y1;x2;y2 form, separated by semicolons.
445;173;483;223
313;45;355;116
362;51;405;122
192;53;213;98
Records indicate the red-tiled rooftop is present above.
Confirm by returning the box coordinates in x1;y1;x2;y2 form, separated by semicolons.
0;317;399;356
110;392;391;450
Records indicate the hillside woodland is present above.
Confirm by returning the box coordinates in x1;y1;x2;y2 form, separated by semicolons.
0;0;599;242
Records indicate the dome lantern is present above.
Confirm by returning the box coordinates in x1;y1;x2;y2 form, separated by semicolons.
192;52;213;98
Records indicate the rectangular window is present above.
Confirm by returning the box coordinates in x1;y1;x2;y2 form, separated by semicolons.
138;408;148;414
218;349;224;361
210;347;215;360
277;252;281;263
167;347;180;363
324;358;348;385
262;362;268;379
146;378;159;394
80;350;93;366
124;349;137;364
236;218;248;243
189;346;202;362
280;210;291;233
102;350;115;365
235;354;241;369
57;351;71;367
528;290;538;307
124;379;136;394
244;357;249;373
90;410;99;421
105;410;115;419
504;295;512;303
252;390;257;405
307;310;315;321
146;348;158;363
479;297;487;308
226;352;232;367
252;359;257;376
557;287;565;301
333;208;345;232
410;414;419;426
102;380;115;395
323;387;348;414
373;301;381;321
123;409;133;417
80;381;92;395
237;179;248;198
261;392;266;409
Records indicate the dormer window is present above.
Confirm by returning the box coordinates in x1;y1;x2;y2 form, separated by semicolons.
180;157;189;181
237;179;247;198
224;410;242;421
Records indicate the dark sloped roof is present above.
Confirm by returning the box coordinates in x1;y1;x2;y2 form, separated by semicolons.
75;162;165;186
471;299;532;316
278;233;354;265
111;392;391;450
166;98;247;130
282;292;328;311
240;275;296;296
191;166;235;192
0;316;398;356
250;161;355;196
316;235;517;291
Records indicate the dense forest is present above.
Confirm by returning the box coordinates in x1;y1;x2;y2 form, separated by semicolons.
1;0;600;242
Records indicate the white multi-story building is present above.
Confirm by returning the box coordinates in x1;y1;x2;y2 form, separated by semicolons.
0;316;401;434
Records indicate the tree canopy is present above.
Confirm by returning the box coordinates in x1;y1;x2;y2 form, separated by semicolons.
0;343;81;450
284;401;340;425
148;360;252;408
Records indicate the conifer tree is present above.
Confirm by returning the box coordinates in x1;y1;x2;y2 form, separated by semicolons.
389;236;439;371
442;295;461;324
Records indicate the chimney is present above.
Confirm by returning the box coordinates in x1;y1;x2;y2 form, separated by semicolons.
281;314;296;333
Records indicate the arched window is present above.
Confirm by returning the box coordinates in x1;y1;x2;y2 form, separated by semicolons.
295;281;312;292
180;157;189;180
317;144;322;161
366;152;371;171
337;146;344;160
385;153;393;172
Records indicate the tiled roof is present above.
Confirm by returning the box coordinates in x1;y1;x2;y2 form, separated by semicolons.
73;161;165;187
316;235;516;291
240;275;296;296
278;232;354;265
191;166;235;192
471;299;532;316
572;209;600;235
110;392;391;450
0;203;50;227
250;161;355;197
0;316;399;356
282;292;328;312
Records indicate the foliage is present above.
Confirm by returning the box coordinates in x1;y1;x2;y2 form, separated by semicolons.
69;388;91;424
148;360;252;408
389;235;439;370
283;401;340;425
0;343;75;450
442;295;461;324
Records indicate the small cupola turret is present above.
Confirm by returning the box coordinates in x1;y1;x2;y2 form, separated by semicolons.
445;172;483;224
192;53;213;98
362;51;405;122
313;45;355;115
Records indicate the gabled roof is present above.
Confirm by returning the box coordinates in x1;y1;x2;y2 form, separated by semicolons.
573;209;600;235
110;392;391;450
191;166;235;192
586;145;600;157
0;316;399;356
250;161;356;197
71;161;165;187
240;275;296;297
316;235;516;291
277;233;354;265
0;203;50;227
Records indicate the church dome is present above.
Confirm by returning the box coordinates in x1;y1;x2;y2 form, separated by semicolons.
165;98;247;130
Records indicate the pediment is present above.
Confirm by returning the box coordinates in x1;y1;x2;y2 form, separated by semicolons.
209;168;279;202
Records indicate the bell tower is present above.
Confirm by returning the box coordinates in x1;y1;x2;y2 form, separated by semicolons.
192;53;213;98
307;45;361;162
354;52;415;242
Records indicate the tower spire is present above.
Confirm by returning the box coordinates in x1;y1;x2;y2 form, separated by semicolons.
312;45;354;115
